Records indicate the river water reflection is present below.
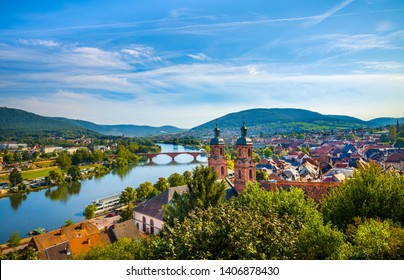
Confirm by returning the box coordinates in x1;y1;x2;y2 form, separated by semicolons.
0;144;206;244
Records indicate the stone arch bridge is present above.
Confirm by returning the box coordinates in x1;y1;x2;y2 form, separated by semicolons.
139;151;207;162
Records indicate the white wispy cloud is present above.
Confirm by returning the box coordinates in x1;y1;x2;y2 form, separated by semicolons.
375;21;395;33
304;0;354;27
358;61;404;70
66;47;131;70
187;53;212;61
19;39;60;47
121;45;162;63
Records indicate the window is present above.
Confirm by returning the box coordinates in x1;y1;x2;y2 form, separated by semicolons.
249;169;253;179
142;216;146;232
136;223;139;230
238;149;241;157
150;219;154;234
248;148;251;157
221;166;225;176
220;147;223;155
238;170;242;179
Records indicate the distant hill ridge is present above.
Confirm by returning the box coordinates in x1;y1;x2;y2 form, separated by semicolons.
191;108;403;134
0;107;402;137
0;107;184;137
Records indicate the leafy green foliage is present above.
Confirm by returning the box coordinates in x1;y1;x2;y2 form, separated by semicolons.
77;238;146;260
154;202;300;260
321;163;404;230
167;173;185;187
84;204;97;219
9;168;22;187
48;169;64;184
7;231;21;249
120;203;134;222
154;177;169;192
72;148;93;165
63;219;74;227
119;187;137;205
0;247;38;260
164;165;226;227
67;165;81;181
394;137;404;148
136;181;154;200
345;218;404;260
256;169;269;181
56;151;72;171
234;183;346;259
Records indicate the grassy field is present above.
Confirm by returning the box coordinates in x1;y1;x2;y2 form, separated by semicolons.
0;166;60;182
32;160;55;168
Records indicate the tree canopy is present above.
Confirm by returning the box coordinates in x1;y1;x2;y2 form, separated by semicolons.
321;163;404;230
119;187;137;205
9;168;23;187
164;165;226;227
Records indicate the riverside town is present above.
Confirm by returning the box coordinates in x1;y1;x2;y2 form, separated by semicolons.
1;0;404;267
0;108;403;260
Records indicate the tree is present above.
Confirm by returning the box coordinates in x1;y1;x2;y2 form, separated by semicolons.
7;231;21;249
263;146;274;158
153;177;169;192
164;165;226;227
9;168;23;187
394;137;404;148
56;151;72;171
67;165;81;181
119;203;134;222
346;218;404;260
252;151;261;164
116;147;132;167
136;181;154;200
84;204;97;219
63;219;74;227
48;169;64;184
32;151;41;161
388;125;397;142
22;150;31;161
72;148;93;165
183;170;192;184
321;162;404;230
14;151;22;161
256;169;269;181
119;187;137;205
78;238;146;260
168;173;185;187
93;149;104;163
3;152;14;163
154;202;301;260
234;183;346;260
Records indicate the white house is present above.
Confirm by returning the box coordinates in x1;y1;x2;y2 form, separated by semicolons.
133;186;188;234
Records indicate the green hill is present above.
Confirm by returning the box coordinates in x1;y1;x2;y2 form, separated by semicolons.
191;108;377;135
0;107;78;131
0;107;184;138
368;117;404;127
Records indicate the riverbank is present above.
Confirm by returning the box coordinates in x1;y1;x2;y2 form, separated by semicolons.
0;163;113;199
0;143;206;244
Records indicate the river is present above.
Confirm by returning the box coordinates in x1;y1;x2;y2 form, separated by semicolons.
0;144;207;244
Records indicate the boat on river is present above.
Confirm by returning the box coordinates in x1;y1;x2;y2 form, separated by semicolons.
89;194;122;214
29;227;47;236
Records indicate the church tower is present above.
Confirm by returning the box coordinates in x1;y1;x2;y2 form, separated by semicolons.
233;122;256;193
208;123;228;179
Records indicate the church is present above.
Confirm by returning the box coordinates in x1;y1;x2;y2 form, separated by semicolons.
208;122;256;193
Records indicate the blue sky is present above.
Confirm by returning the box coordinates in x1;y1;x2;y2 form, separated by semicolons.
0;0;403;128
